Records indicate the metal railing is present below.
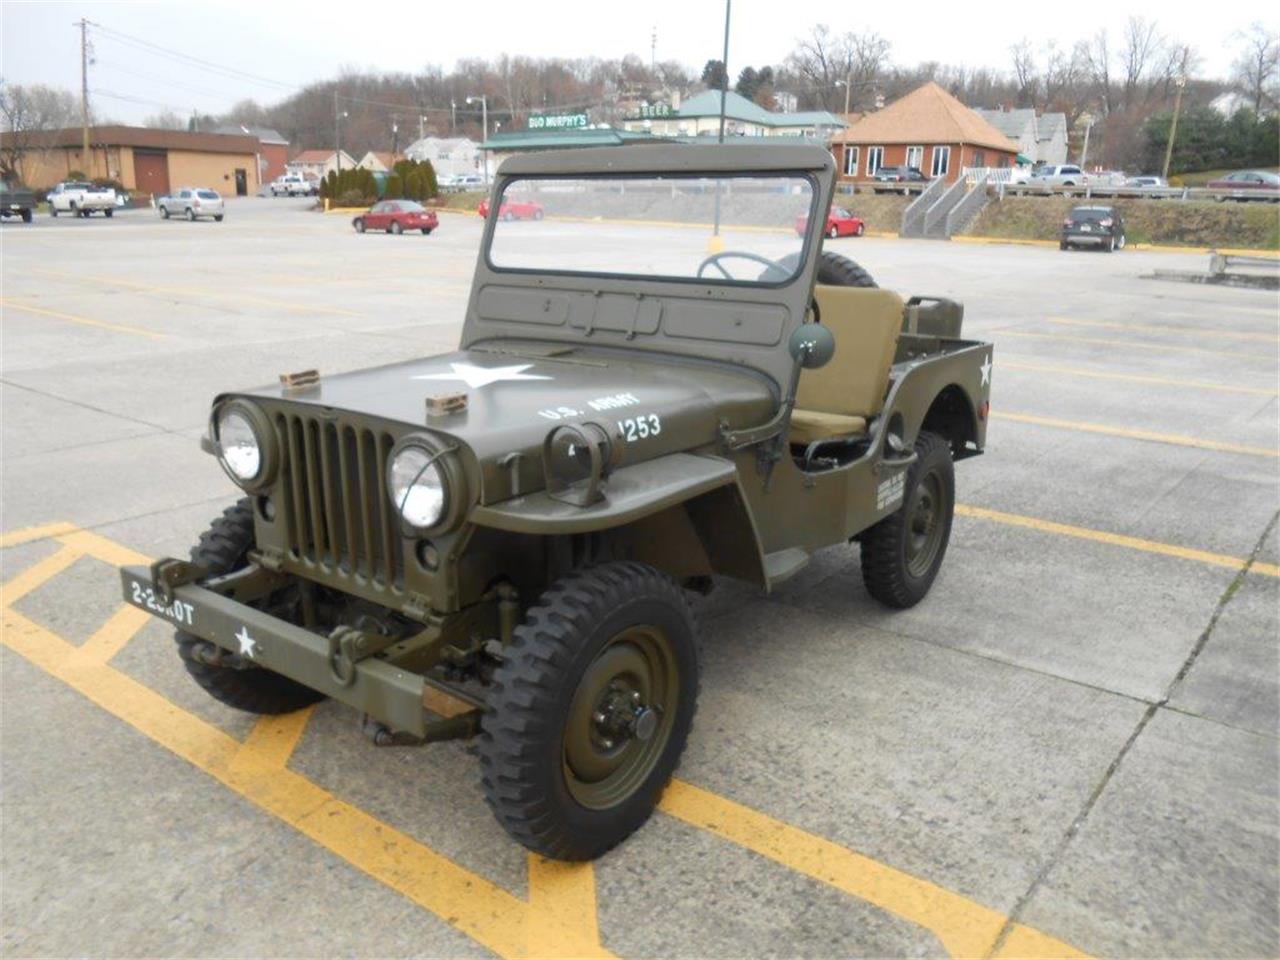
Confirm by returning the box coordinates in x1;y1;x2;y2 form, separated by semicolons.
922;177;970;237
945;177;991;236
899;177;947;237
996;182;1280;203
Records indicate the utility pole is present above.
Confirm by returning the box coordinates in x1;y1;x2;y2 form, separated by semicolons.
1161;48;1189;180
334;91;342;172
843;69;852;117
77;18;89;168
650;27;656;72
717;0;731;142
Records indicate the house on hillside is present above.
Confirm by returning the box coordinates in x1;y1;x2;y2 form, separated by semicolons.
971;107;1067;165
404;137;481;179
356;151;403;172
212;125;289;182
620;90;845;141
830;82;1020;184
286;149;357;180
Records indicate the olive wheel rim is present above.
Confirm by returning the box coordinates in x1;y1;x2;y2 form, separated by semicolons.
905;469;946;578
562;625;679;810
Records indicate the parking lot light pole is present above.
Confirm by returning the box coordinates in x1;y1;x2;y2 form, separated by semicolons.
334;93;348;173
467;95;488;188
710;0;731;253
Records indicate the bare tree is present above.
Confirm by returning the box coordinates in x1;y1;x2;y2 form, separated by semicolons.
1119;16;1164;109
1081;31;1113;115
0;82;79;181
784;24;891;111
1010;39;1037;106
143;109;186;130
1232;22;1280;114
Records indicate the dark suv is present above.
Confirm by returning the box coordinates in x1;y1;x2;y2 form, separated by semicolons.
1061;204;1125;252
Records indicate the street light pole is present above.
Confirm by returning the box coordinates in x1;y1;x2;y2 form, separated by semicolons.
334;91;342;172
843;69;852;117
77;18;90;167
716;0;731;143
467;95;489;187
1161;51;1189;180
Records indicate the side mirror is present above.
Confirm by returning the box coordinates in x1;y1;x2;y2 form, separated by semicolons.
788;323;835;370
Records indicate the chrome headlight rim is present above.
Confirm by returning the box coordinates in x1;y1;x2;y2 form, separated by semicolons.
386;435;466;536
211;400;276;491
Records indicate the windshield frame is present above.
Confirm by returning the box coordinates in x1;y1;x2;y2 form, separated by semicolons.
482;170;822;291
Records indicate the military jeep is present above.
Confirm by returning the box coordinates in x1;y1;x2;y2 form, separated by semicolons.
120;145;992;860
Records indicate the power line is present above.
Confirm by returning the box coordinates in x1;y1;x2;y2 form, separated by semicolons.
91;23;297;92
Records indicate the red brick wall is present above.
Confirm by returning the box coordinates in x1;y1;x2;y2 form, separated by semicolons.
260;143;288;183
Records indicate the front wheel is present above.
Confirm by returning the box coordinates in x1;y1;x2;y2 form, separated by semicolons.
421;227;433;235
480;562;701;861
214;214;223;222
860;431;955;608
828;224;839;239
160;206;170;219
21;209;32;223
855;223;865;237
185;208;195;221
176;500;326;714
50;205;58;218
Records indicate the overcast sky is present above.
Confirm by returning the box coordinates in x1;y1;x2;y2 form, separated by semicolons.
2;0;1271;125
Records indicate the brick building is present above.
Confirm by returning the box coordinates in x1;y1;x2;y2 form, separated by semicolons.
830;83;1019;185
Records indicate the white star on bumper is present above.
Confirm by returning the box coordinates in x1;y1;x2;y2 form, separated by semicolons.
980;355;992;387
235;626;258;659
412;362;551;389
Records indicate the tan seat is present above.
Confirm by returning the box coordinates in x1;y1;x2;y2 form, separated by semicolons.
790;285;904;445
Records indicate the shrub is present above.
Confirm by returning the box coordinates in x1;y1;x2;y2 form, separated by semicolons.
337;188;367;207
385;173;403;198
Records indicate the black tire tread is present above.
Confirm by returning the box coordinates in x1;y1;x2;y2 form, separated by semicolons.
175;500;324;715
814;250;877;288
479;561;700;860
860;431;954;609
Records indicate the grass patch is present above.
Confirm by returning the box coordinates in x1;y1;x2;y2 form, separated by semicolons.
434;190;486;212
966;195;1279;249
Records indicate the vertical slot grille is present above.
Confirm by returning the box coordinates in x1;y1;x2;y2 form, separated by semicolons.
276;414;402;589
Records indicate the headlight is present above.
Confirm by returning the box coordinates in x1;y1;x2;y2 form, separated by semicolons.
389;445;446;529
217;407;262;482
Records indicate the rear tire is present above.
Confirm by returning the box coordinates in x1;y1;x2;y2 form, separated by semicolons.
185;208;195;221
1059;240;1069;250
105;208;113;218
855;223;865;237
176;500;326;715
390;221;403;235
421;227;432;234
214;214;223;222
21;209;32;223
480;562;700;861
860;431;955;609
353;217;365;233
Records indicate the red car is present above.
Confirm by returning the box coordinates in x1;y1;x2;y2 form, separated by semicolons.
1205;170;1280;202
796;206;866;239
352;200;438;235
477;198;544;221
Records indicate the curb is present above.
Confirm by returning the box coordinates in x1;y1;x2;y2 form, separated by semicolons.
952;235;1279;257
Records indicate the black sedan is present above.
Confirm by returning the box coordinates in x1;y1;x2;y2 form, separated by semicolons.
1061;205;1126;252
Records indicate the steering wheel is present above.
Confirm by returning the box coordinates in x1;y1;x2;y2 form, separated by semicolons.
696;250;788;281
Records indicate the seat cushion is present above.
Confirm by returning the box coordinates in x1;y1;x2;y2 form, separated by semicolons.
796;286;903;421
790;409;868;445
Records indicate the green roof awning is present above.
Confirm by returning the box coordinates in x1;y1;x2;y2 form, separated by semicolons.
1016;153;1032;164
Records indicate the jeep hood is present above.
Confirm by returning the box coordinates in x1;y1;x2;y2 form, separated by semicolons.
231;344;775;503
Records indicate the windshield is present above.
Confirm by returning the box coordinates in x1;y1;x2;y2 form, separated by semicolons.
1071;208;1113;221
487;173;816;285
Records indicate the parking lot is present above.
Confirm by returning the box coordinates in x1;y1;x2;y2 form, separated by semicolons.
2;197;1277;958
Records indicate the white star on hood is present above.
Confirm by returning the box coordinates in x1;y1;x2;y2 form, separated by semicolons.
412;362;552;389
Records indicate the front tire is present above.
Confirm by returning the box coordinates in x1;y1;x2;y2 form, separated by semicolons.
480;562;701;861
105;208;113;218
860;431;955;609
185;208;195;221
21;208;32;223
855;223;865;237
160;206;170;219
175;500;326;715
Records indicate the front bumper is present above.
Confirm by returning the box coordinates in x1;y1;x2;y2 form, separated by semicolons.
120;564;433;735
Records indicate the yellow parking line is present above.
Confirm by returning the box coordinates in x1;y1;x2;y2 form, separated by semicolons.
956;504;1279;578
238;708;316;769
0;546;82;604
991;925;1093;960
528;857;610;959
79;604;152;664
0;521;79;548
0;298;167;340
660;780;1089;959
991;412;1279;458
1001;360;1277;397
996;329;1264;361
1047;317;1279;344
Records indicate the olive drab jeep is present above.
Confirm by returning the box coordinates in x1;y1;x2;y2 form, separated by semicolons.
120;145;993;860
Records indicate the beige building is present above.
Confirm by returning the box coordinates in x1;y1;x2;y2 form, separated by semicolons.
1;125;263;197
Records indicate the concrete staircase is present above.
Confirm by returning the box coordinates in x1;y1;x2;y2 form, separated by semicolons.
899;176;991;240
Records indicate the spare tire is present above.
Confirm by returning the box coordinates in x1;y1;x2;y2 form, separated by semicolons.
813;251;877;288
765;251;877;288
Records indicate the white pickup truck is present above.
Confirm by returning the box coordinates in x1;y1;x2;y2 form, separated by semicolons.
270;174;317;197
48;180;118;217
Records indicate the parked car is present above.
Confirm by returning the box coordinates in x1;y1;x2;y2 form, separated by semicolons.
158;187;225;221
1060;204;1125;252
796;205;866;239
271;174;318;197
872;166;929;194
1028;165;1089;190
477;198;544;220
1205;170;1280;202
48;181;117;217
352;199;438;235
0;178;36;223
455;174;484;190
1126;175;1168;188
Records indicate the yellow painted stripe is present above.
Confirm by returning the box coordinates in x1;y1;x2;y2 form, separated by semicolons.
527;856;610;959
991;411;1279;458
953;235;1280;257
0;607;534;959
78;604;152;664
997;329;1263;361
660;780;1088;960
238;708;316;770
956;504;1279;578
1047;317;1279;344
0;546;82;604
1001;360;1277;397
0;298;167;339
992;924;1094;960
0;521;79;548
